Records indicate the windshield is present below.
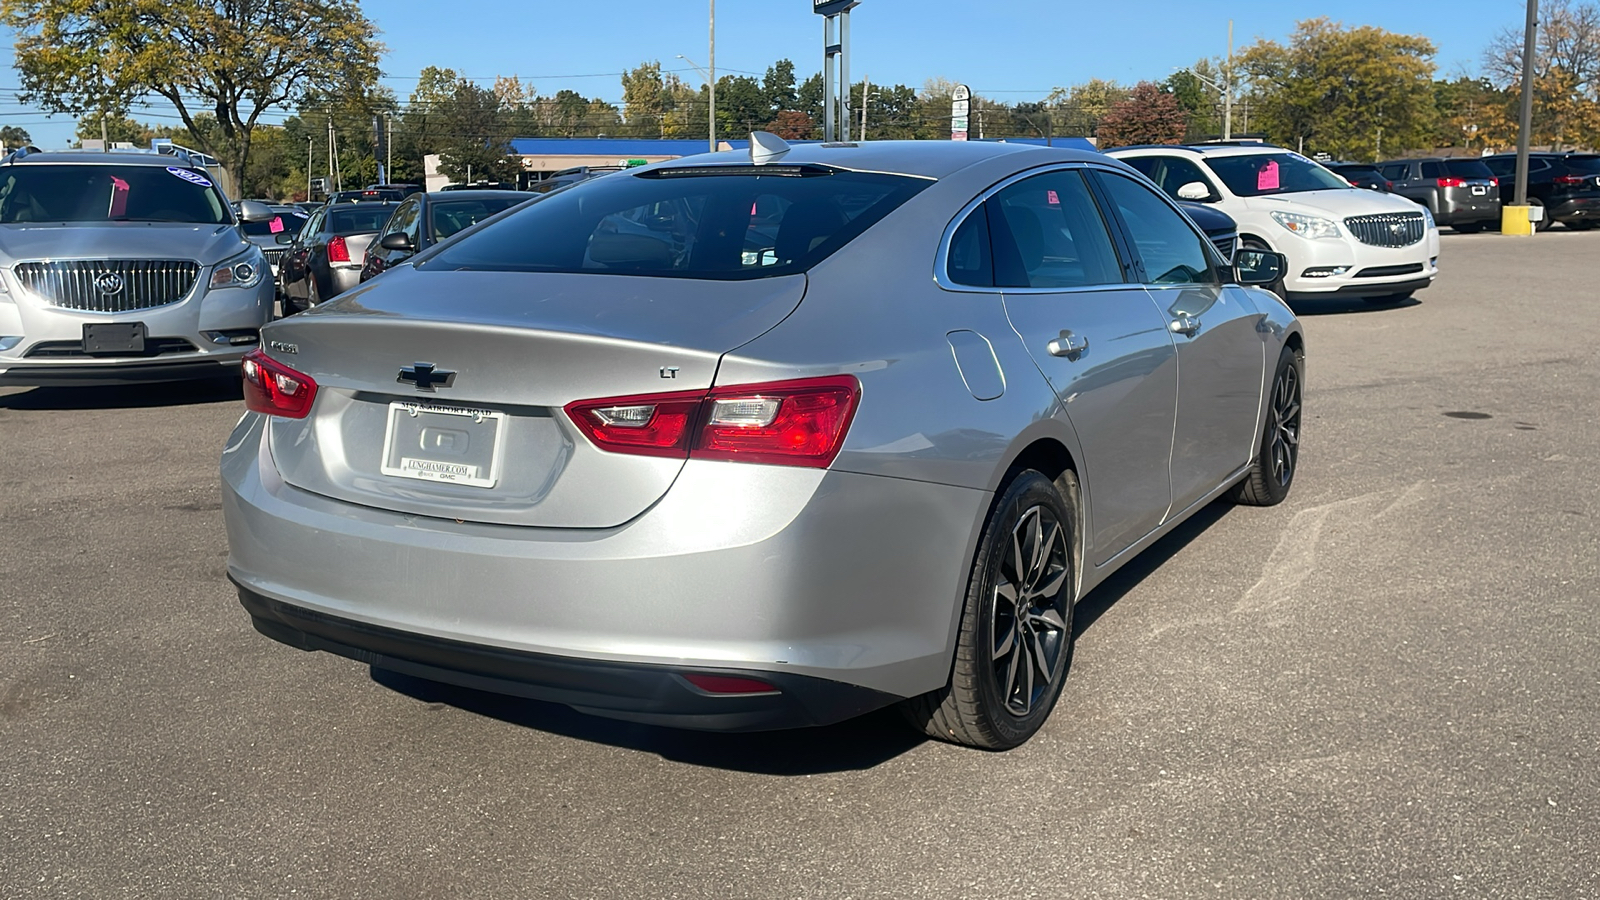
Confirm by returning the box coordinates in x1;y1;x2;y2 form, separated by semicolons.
431;197;527;240
327;205;396;235
0;164;231;224
241;212;307;237
418;167;930;280
1206;153;1352;197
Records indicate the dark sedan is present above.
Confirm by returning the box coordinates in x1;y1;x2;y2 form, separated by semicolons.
277;202;397;310
360;190;532;282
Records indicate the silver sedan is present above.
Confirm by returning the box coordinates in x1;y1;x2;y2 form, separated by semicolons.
221;138;1303;749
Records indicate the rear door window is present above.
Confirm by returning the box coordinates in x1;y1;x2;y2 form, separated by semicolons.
1380;164;1409;180
1421;162;1443;179
986;169;1123;289
419;166;930;280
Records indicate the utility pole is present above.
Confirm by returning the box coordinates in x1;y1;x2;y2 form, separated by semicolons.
860;74;870;140
709;0;716;152
386;114;393;182
306;136;312;199
1514;0;1538;208
1224;20;1234;141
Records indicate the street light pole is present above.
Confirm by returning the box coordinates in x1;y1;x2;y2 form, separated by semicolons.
1224;20;1234;141
1515;0;1538;208
709;0;717;153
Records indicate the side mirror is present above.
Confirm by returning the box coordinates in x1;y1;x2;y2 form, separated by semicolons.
274;231;296;245
238;200;275;222
379;232;414;252
1176;181;1214;202
1233;249;1286;287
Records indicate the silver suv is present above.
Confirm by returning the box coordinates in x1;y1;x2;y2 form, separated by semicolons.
0;149;275;386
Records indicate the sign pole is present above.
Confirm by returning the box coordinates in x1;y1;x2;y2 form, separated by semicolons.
950;84;970;142
815;0;861;143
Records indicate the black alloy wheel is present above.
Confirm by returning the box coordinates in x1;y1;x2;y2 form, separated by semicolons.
1230;344;1304;507
902;470;1079;750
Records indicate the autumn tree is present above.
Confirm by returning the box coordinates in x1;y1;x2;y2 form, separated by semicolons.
3;0;382;191
622;61;666;137
1240;18;1437;160
1047;79;1130;136
1096;82;1187;148
0;125;33;148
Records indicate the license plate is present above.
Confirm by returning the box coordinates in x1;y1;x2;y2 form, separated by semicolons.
82;322;146;354
1471;185;1486;195
380;401;505;489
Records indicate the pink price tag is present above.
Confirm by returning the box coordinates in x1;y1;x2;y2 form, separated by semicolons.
108;175;130;218
268;216;285;234
1257;160;1280;191
1046;190;1060;205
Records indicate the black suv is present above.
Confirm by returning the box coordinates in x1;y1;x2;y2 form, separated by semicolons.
1327;163;1392;193
1377;157;1501;232
1482;153;1600;230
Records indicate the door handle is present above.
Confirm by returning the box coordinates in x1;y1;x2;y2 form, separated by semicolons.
1169;315;1202;338
1047;329;1089;359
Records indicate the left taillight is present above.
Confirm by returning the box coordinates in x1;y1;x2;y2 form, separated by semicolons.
241;347;318;418
563;375;861;469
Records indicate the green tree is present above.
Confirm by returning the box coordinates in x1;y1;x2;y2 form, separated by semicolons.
0;125;33;147
762;59;798;112
715;74;769;137
622;61;666;137
1240;18;1437;160
1046;78;1130;136
3;0;383;191
437;80;517;182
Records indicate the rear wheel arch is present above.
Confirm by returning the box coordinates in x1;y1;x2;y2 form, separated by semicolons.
999;438;1085;601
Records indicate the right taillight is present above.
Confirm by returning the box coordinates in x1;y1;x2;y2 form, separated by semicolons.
1553;174;1585;185
327;235;350;263
1436;176;1467;188
563;375;861;469
242;348;318;418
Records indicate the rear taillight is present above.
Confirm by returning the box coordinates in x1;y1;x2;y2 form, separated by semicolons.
1385;181;1395;191
1489;178;1499;187
328;235;350;263
1436;177;1467;188
563;375;861;469
1553;174;1585;185
242;348;317;418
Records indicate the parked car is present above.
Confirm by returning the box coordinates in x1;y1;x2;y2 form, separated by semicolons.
529;166;623;195
1327;163;1392;193
330;188;404;204
438;181;520;192
1482;152;1600;230
1176;199;1240;262
0;148;275;386
1377;157;1501;233
223;137;1303;749
360;190;532;282
241;205;310;289
364;182;423;198
276;201;397;310
1110;143;1440;302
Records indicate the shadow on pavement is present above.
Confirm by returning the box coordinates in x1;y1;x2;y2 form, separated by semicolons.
1286;295;1421;317
370;667;928;775
0;377;241;410
1072;498;1235;638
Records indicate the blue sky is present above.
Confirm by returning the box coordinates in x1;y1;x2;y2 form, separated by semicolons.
2;0;1526;148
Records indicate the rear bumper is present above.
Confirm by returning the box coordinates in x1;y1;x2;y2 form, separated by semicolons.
1436;191;1500;223
1548;196;1600;220
237;583;900;731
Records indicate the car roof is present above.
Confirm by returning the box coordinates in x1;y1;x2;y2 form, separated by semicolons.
640;139;1103;180
1107;142;1290;159
1;149;212;168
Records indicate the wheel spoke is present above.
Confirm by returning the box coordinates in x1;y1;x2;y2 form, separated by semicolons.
1030;607;1067;633
1033;565;1067;602
1014;636;1035;714
1002;637;1023;711
1028;628;1054;682
993;612;1016;660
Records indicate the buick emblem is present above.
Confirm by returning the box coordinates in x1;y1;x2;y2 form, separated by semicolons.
94;272;125;295
397;362;456;392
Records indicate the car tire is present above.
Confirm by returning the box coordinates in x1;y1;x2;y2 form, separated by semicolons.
901;469;1078;750
1230;344;1304;507
1452;222;1483;234
1240;238;1286;298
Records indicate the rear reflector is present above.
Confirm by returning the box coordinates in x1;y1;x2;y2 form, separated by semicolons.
564;375;861;468
242;348;318;418
682;673;780;695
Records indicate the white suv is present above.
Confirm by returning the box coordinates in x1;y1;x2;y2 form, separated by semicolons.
1108;144;1439;302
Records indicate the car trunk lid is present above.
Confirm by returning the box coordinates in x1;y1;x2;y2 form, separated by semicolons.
259;269;807;527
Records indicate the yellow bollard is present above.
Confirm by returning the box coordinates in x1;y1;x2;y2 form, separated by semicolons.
1501;205;1535;235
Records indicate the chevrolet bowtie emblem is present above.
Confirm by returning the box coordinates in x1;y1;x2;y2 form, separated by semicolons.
397;362;456;392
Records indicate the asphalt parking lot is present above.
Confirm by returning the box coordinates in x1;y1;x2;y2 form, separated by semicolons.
2;232;1597;899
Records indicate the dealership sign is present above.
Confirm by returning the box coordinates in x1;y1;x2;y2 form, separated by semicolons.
951;84;971;141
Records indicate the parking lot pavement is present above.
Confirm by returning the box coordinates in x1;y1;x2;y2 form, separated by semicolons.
2;231;1598;899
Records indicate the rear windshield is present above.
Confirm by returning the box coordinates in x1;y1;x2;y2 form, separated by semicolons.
431;197;527;240
241;212;307;237
418;167;930;280
327;205;396;234
1563;155;1600;174
0;164;230;224
1205;153;1350;197
1443;160;1495;179
1333;166;1381;178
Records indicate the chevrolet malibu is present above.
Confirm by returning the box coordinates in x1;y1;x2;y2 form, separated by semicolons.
222;138;1304;749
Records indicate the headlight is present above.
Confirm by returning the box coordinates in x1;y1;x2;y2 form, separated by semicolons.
1270;211;1341;239
209;248;267;290
1420;205;1436;229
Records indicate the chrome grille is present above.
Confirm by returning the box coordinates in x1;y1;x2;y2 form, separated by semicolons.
12;260;200;312
1343;212;1426;248
1210;234;1237;262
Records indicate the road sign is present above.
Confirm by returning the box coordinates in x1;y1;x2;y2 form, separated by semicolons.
952;84;971;141
813;0;859;15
